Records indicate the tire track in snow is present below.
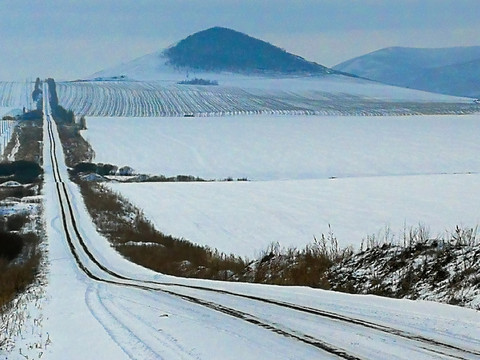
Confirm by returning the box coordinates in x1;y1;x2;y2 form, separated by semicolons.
85;284;163;360
158;284;479;360
45;83;480;360
44;90;362;359
101;290;203;360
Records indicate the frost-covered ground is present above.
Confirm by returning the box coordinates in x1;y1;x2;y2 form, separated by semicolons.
0;86;30;158
82;114;480;256
0;81;33;109
83;114;480;180
3;80;480;358
58;76;478;117
108;174;480;257
0;108;18;158
8;110;476;359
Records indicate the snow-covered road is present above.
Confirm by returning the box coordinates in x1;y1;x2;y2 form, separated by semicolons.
33;85;480;359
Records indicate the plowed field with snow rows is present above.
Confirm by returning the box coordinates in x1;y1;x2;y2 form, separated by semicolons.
57;81;479;117
0;81;32;108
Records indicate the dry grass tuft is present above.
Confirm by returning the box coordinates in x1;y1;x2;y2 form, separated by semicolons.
4;120;43;163
0;231;41;310
57;124;94;167
79;181;247;279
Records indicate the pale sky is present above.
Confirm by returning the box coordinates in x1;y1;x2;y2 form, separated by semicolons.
0;0;478;80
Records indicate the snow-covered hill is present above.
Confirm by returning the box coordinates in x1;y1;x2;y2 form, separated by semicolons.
58;76;476;118
333;46;480;98
83;35;479;118
90;27;333;81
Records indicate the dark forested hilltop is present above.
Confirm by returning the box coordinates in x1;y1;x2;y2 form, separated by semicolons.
163;27;332;75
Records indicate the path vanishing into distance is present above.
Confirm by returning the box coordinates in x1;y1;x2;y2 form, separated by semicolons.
34;82;480;359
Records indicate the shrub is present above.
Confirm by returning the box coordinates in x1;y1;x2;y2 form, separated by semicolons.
0;161;43;183
6;214;28;232
0;232;24;261
0;187;36;200
12;161;42;183
70;162;119;176
178;78;219;86
0;235;40;309
57;124;95;166
71;162;98;175
7;120;43;163
78;181;247;279
20;110;42;121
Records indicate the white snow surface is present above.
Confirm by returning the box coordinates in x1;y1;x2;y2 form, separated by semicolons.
0;119;17;158
33;115;480;360
0;107;13;116
85;113;480;256
108;174;480;257
58;75;474;119
215;74;472;102
83;114;480;181
6;85;480;359
0;81;33;109
90;51;472;102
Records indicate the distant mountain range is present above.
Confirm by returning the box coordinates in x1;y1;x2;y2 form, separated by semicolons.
91;27;334;80
333;46;480;98
91;29;479;99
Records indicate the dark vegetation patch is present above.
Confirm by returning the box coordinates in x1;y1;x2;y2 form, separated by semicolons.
56;125;94;167
248;232;352;288
70;162;118;176
0;232;24;261
19;110;43;121
140;174;207;182
0;161;42;184
47;78;74;124
6;214;29;232
46;78;94;167
328;226;480;307
4;119;43;163
69;162;245;183
0;171;43;314
79;181;247;279
0;185;37;201
0;79;44;356
0;79;44;321
178;78;218;86
0;216;41;310
164;27;330;75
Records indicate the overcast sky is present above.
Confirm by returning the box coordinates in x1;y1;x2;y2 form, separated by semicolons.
0;0;478;80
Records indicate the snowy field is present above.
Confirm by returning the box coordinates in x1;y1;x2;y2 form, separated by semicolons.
0;82;32;158
108;174;480;257
0;81;32;109
2;81;480;359
0;108;17;157
81;114;480;256
58;76;477;117
84;114;480;180
28;113;480;359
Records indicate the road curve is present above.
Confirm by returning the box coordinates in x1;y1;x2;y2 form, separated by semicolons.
42;82;480;360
